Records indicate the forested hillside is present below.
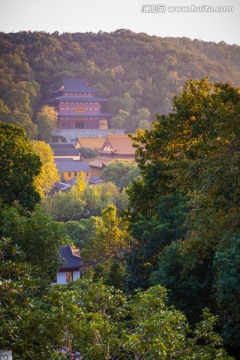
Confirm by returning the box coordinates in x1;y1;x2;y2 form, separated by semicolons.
1;30;240;135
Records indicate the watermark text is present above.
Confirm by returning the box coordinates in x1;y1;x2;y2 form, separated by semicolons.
141;4;234;13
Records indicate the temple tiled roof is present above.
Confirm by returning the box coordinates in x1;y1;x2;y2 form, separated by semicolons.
51;144;80;157
62;79;96;93
60;245;84;270
53;182;71;191
53;148;80;157
88;159;105;168
88;176;104;185
55;159;91;172
88;158;115;168
51;143;73;148
56;96;105;102
100;134;136;156
76;137;105;150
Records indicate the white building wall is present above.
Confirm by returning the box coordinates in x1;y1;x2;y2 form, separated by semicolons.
56;271;81;284
73;270;81;281
57;272;67;285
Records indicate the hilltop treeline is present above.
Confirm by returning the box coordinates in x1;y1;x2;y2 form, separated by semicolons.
0;30;240;135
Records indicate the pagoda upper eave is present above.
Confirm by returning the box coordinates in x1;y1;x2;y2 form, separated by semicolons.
58;113;113;118
53;79;97;94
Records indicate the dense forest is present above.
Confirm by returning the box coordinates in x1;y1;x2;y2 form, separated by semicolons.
0;30;240;135
0;31;240;359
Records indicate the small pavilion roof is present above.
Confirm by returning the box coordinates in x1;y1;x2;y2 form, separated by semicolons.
60;245;84;270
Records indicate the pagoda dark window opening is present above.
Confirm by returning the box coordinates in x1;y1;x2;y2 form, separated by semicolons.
75;121;84;129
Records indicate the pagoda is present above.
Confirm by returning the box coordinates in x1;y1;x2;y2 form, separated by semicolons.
50;79;110;130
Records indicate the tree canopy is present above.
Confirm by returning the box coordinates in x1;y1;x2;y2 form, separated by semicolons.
127;78;240;354
101;160;140;189
0;122;41;210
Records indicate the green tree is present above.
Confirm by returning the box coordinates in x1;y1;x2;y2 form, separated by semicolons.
3;88;32;115
125;286;233;360
79;147;99;159
0;122;41;210
107;93;135;114
0;245;233;360
1;206;67;283
125;107;151;133
214;233;240;351
0;99;10;120
35;106;57;142
111;109;130;129
0;68;14;95
126;193;188;291
63;216;102;249
184;309;235;360
41;187;85;222
15;81;41;109
130;78;240;266
125;285;188;359
101;160;140;190
47;279;128;360
83;181;126;216
0;238;47;359
0;237;69;359
128;78;240;355
7;109;38;138
105;260;126;290
150;240;213;323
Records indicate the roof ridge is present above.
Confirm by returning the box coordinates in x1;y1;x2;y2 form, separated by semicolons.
106;134;116;151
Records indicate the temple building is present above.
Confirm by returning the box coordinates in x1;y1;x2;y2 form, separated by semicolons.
99;134;135;160
50;79;111;131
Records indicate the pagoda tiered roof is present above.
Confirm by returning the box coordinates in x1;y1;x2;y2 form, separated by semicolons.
54;79;97;94
55;96;105;102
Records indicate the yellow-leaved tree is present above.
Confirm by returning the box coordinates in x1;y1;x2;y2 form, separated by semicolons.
75;171;87;195
31;140;59;197
87;205;130;269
